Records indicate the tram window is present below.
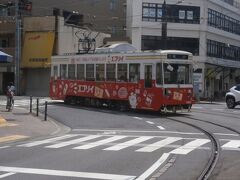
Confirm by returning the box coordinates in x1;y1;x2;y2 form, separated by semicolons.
106;64;116;81
177;65;190;84
53;65;58;78
96;64;105;81
77;64;85;80
60;64;67;79
164;64;191;84
117;64;127;81
86;64;95;81
129;64;140;83
156;63;163;85
68;64;76;79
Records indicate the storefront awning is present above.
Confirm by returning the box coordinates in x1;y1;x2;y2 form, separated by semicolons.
0;51;13;63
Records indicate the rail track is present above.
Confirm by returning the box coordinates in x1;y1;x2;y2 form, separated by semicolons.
165;114;240;180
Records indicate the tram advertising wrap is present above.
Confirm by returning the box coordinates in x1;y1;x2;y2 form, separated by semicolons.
50;49;194;113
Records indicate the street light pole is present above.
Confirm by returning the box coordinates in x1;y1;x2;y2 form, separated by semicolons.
15;0;21;95
162;0;167;50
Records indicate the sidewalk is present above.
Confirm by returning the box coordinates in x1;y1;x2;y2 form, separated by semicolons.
0;103;69;145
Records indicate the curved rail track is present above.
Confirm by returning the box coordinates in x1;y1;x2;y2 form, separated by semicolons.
165;114;240;180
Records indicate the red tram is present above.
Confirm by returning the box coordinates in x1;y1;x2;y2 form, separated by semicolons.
50;48;194;112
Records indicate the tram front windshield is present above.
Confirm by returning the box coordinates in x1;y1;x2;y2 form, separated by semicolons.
163;63;192;84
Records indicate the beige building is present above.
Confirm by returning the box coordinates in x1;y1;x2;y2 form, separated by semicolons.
21;16;110;96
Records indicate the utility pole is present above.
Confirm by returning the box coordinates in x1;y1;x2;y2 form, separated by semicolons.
15;0;21;95
162;0;167;50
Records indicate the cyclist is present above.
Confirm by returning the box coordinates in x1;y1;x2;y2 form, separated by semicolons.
6;82;15;111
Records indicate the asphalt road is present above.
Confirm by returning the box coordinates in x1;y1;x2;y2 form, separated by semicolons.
0;100;240;180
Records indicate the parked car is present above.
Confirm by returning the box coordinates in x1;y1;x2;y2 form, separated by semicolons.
225;84;240;109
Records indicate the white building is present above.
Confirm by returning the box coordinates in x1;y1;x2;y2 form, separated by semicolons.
127;0;240;99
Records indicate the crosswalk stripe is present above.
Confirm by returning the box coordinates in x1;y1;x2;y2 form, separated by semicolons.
136;137;182;152
222;140;240;149
18;134;79;147
169;139;210;155
104;136;154;151
45;135;101;148
73;136;127;150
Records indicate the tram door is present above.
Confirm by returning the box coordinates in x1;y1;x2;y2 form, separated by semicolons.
144;64;152;88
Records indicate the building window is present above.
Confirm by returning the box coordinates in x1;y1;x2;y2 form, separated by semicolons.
0;39;9;48
142;3;200;24
110;0;117;11
142;36;199;55
208;8;240;35
142;3;162;22
207;39;240;61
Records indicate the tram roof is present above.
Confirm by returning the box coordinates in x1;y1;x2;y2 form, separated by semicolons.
53;49;192;58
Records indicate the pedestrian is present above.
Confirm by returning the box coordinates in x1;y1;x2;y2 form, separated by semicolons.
6;82;15;111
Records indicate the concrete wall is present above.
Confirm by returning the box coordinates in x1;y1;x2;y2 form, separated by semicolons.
23;16;56;32
57;16;110;55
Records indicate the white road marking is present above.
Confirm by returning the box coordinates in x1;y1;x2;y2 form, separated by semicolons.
45;135;101;148
104;136;153;151
18;134;79;147
222;140;240;149
135;153;170;180
170;139;210;155
146;121;155;125
72;129;204;135
0;166;135;180
157;126;165;130
0;172;16;178
136;137;182;152
73;136;127;149
214;133;239;137
212;108;223;111
133;117;142;120
191;106;203;109
0;146;10;149
101;131;117;135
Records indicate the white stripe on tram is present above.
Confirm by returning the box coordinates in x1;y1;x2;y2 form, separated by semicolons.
73;136;127;150
18;134;79;147
104;136;154;151
170;139;210;155
45;135;101;148
136;137;182;152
